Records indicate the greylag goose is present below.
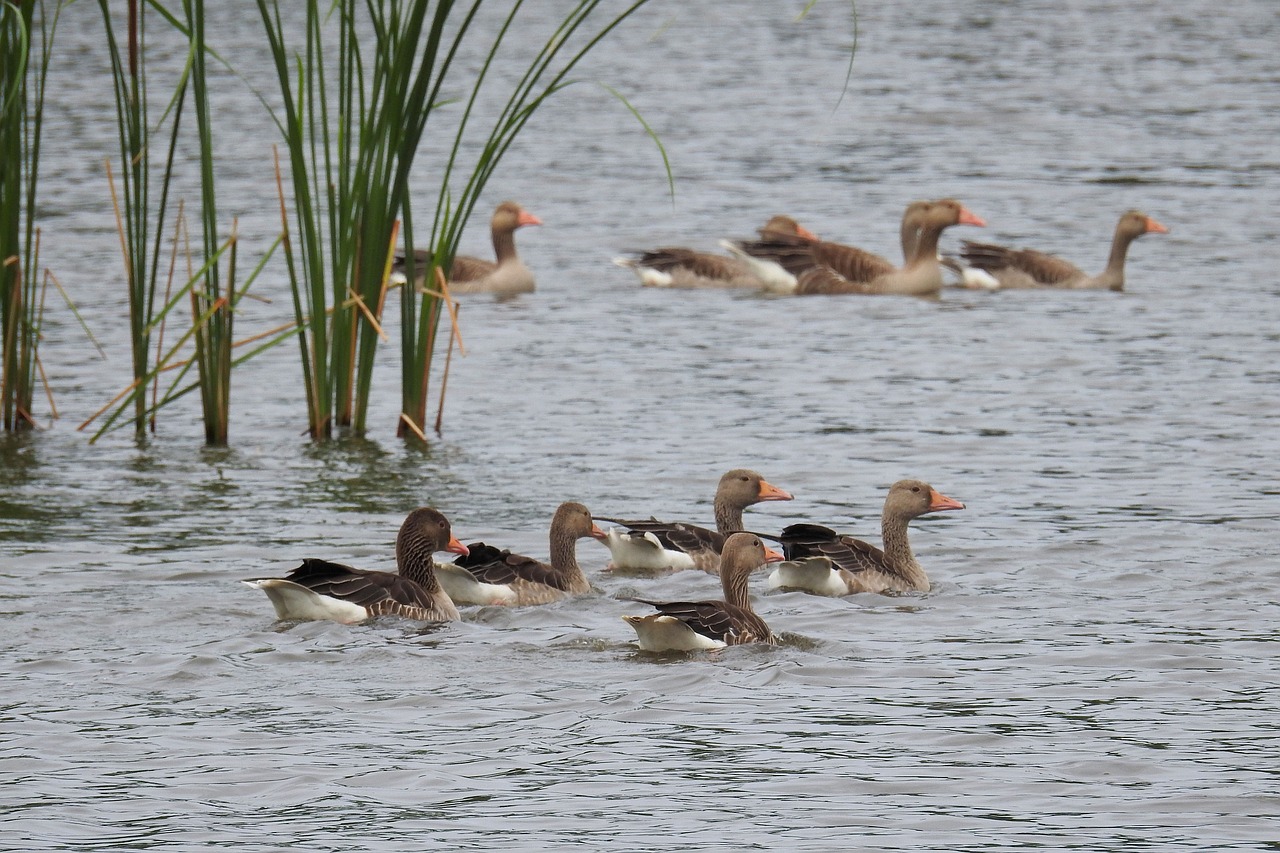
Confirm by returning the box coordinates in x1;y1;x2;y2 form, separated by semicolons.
622;532;784;651
958;209;1168;291
392;200;542;295
899;200;998;290
614;215;817;291
726;205;922;291
595;469;794;574
940;255;1000;290
896;199;932;264
767;480;964;596
434;502;607;606
730;199;985;297
243;507;468;623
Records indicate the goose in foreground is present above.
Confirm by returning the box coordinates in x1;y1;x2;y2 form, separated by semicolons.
391;200;542;295
595;469;794;574
434;502;608;606
622;532;784;651
767;480;964;596
243;507;469;623
614;215;818;291
730;199;985;297
958;209;1168;291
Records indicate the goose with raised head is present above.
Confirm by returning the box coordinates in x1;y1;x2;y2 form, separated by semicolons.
595;469;794;574
243;507;469;623
614;215;817;291
767;480;964;596
730;199;985;297
959;209;1168;291
798;199;985;296
392;200;542;295
435;502;607;606
623;532;784;651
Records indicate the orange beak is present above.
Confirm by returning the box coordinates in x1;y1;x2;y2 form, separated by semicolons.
1144;216;1168;234
958;206;986;227
757;479;794;502
762;545;786;564
796;224;820;241
927;490;965;512
517;210;543;228
445;535;470;557
589;523;608;541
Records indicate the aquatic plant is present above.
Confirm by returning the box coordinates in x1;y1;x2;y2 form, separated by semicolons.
258;0;660;442
86;0;283;445
181;0;236;445
96;0;184;438
0;0;63;431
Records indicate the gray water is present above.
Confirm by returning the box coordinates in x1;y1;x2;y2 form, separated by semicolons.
3;1;1279;850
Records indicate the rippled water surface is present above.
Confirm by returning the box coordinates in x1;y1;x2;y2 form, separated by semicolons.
3;1;1279;850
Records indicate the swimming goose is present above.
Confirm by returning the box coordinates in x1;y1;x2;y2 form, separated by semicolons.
595;469;794;574
959;209;1167;291
941;255;1001;290
730;199;985;297
392;200;542;295
767;480;964;596
243;507;468;623
434;502;607;606
614;215;817;291
622;532;784;651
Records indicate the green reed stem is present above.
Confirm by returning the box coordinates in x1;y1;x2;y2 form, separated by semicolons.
182;0;234;445
99;0;191;436
0;0;62;431
398;0;656;441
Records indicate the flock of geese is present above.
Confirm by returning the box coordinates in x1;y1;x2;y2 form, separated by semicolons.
389;199;1168;297
244;471;965;652
287;197;1166;650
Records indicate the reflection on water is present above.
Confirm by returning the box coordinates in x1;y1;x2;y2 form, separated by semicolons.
3;0;1280;850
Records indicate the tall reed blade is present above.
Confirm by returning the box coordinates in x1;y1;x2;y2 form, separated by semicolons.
99;0;189;436
183;0;233;445
0;0;62;431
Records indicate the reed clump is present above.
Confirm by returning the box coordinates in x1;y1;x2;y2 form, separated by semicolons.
260;0;660;443
0;0;63;431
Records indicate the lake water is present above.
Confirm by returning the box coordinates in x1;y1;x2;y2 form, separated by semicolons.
3;1;1279;850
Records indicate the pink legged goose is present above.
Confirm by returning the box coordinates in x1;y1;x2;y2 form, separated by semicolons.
243;507;469;623
595;469;794;574
622;532;785;652
393;200;542;295
767;480;964;596
729;199;985;297
435;502;607;606
959;209;1168;291
615;215;818;291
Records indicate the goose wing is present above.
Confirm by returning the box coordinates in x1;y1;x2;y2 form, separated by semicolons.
453;543;569;591
282;558;434;609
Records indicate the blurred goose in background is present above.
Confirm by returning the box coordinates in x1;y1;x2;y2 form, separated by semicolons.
622;532;783;651
941;255;1001;290
595;469;794;574
728;199;985;297
392;200;542;295
435;502;607;606
767;480;964;596
243;507;468;623
958;209;1168;291
614;215;817;291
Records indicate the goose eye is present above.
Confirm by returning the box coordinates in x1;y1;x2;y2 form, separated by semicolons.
911;486;921;493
